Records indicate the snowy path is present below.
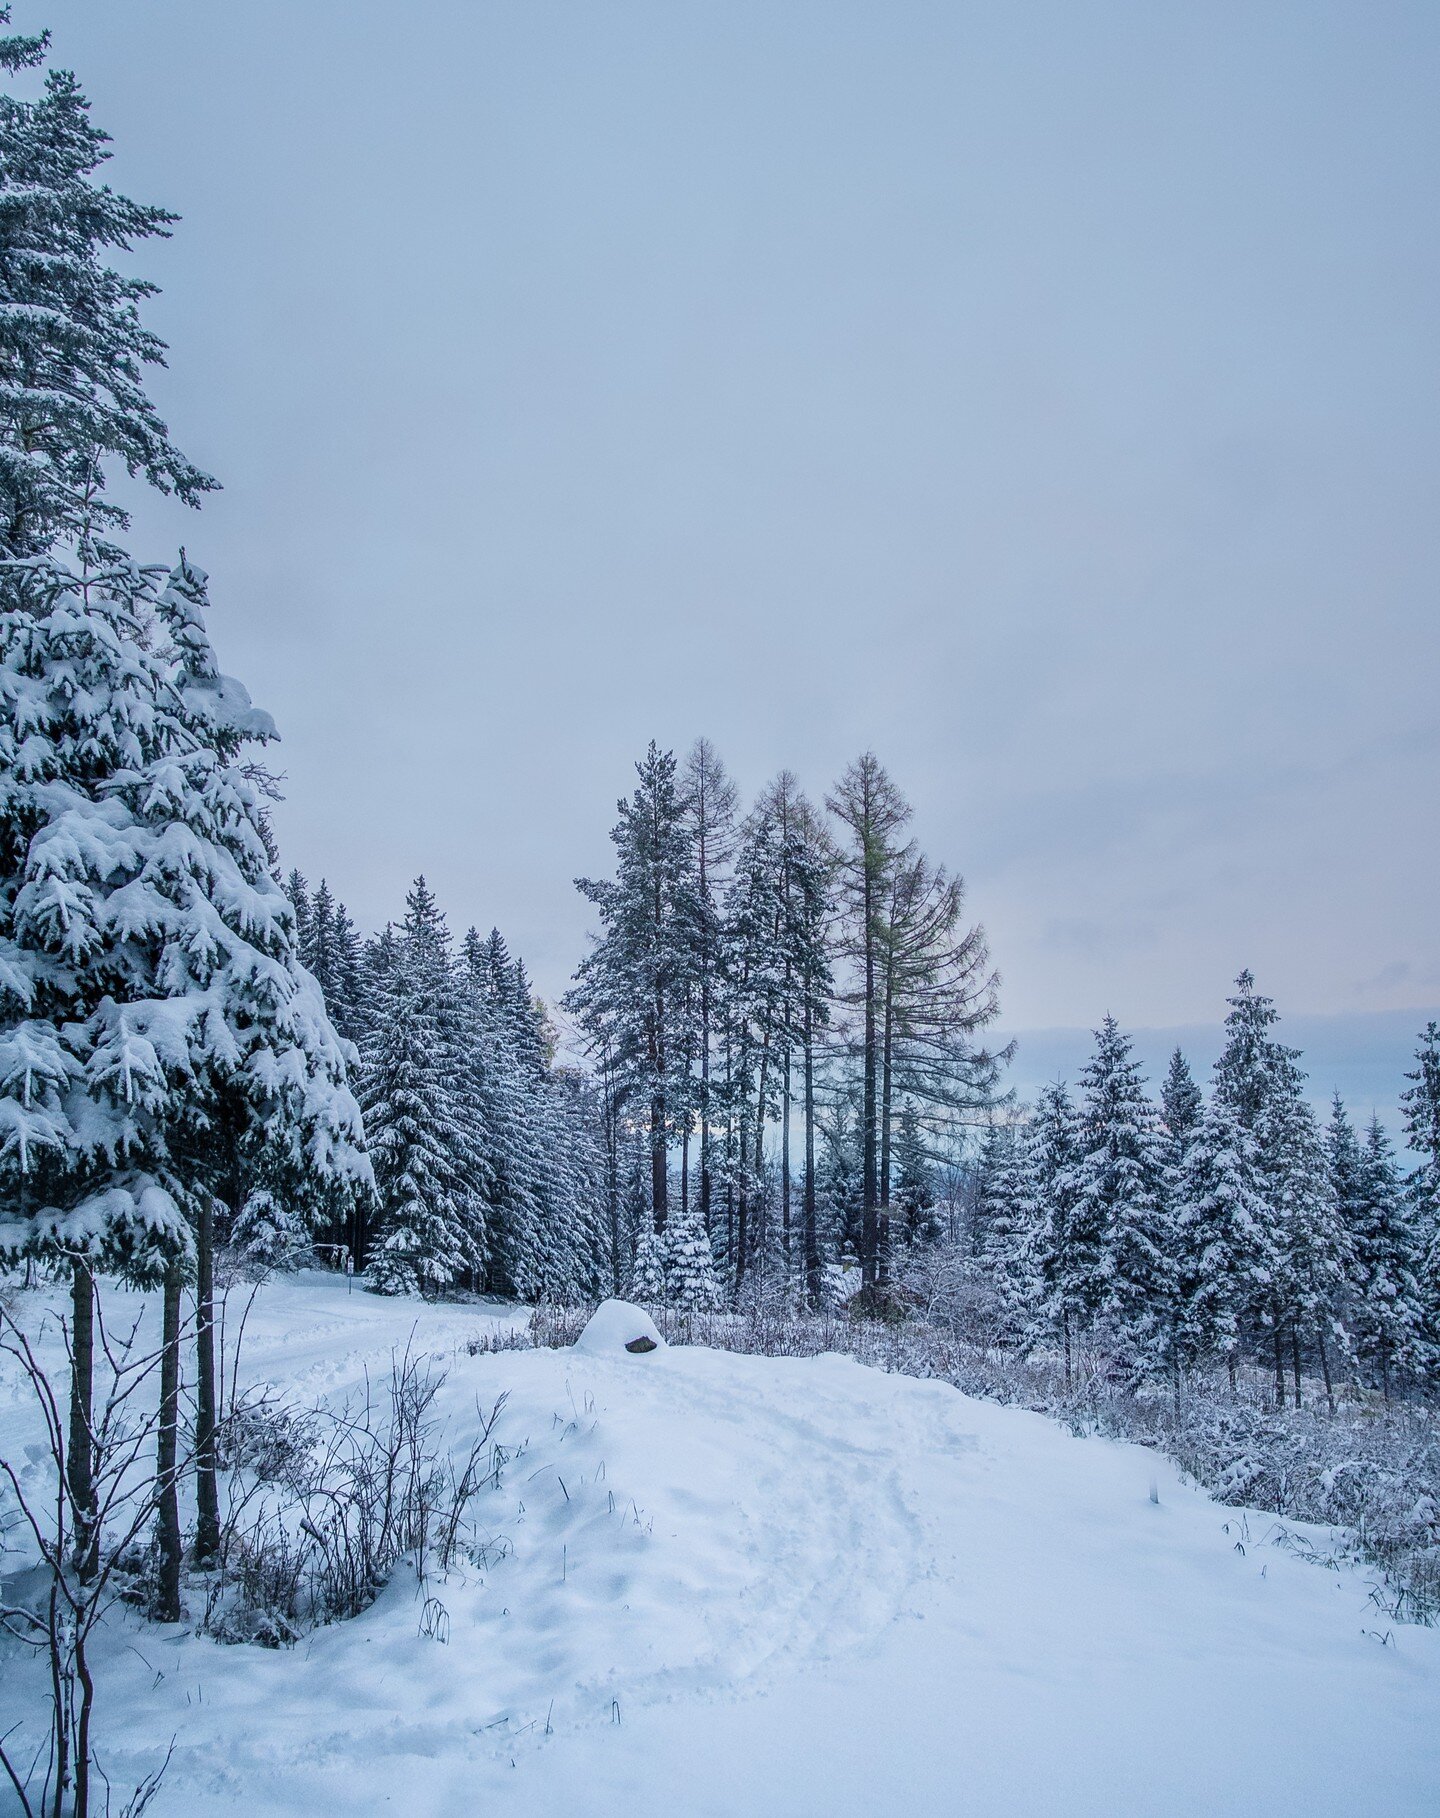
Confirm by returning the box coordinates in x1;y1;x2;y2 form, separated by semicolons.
3;1273;1437;1816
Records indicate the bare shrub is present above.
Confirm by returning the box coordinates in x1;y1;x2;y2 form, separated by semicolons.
201;1345;510;1646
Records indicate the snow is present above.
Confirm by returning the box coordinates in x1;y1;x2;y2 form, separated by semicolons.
572;1295;665;1356
3;1269;1438;1816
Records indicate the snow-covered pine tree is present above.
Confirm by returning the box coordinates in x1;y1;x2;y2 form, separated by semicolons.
567;743;702;1246
359;880;487;1295
1400;1024;1440;1312
1168;1094;1270;1385
287;869;314;956
230;1186;306;1273
1161;1048;1203;1162
1349;1114;1427;1397
147;557;371;1559
302;879;364;1042
1327;1095;1365;1233
1213;973;1346;1404
628;1221;668;1304
0;16;215;559
464;924;603;1304
893;1098;940;1246
1074;1016;1173;1376
978;1118;1040;1339
664;1203;721;1311
0;552;370;1585
1023;1081;1091;1380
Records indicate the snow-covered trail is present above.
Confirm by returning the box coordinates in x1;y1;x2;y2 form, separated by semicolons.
3;1274;1437;1816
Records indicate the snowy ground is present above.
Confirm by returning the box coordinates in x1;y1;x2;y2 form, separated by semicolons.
3;1270;1438;1817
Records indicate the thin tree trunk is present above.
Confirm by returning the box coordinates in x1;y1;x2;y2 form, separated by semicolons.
780;1048;792;1272
752;1032;772;1276
155;1260;184;1622
1317;1327;1335;1415
1290;1326;1303;1411
68;1257;98;1583
1272;1325;1286;1410
803;1002;819;1309
74;1620;95;1818
878;950;895;1287
194;1196;220;1566
861;856;878;1292
650;1088;668;1233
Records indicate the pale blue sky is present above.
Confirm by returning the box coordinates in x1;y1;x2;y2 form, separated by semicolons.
29;1;1440;1108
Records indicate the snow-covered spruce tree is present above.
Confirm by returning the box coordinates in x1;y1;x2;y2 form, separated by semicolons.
628;1221;668;1304
1212;972;1347;1404
0;553;192;1578
978;1118;1041;1339
146;557;369;1564
1168;1094;1271;1387
464;925;603;1304
1348;1115;1427;1397
1160;1047;1203;1164
893;1097;940;1246
0;553;369;1598
0;17;215;560
1400;1023;1440;1319
359;880;487;1295
298;877;364;1043
229;1186;305;1273
663;1203;722;1311
1073;1017;1173;1377
1023;1081;1092;1381
566;743;702;1247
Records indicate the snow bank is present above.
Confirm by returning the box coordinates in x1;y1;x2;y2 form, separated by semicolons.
573;1296;666;1356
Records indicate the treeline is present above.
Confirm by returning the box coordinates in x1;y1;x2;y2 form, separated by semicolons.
280;872;606;1301
286;739;1005;1315
966;980;1440;1401
562;740;1005;1309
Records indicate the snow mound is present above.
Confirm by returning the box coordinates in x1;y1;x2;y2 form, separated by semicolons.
573;1297;666;1356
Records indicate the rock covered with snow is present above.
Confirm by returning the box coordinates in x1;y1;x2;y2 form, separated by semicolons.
573;1298;666;1357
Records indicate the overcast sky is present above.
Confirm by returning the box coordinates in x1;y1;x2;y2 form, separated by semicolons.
32;1;1440;1104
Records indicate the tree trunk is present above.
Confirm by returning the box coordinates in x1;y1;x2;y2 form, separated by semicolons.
193;1196;220;1566
155;1260;184;1622
67;1257;98;1583
878;949;895;1287
780;1048;792;1271
650;1088;668;1233
1272;1325;1286;1410
1317;1326;1335;1415
803;1002;820;1309
751;1032;772;1279
74;1617;96;1818
860;854;879;1293
1290;1326;1303;1411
